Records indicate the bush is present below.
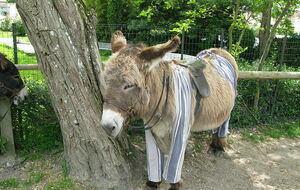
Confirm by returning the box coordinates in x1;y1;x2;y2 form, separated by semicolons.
0;18;12;31
0;18;26;36
271;34;300;68
231;60;300;128
11;79;62;153
13;19;26;36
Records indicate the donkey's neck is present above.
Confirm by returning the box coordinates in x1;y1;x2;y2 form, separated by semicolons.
141;62;170;121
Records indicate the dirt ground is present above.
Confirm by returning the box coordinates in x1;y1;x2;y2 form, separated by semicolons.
136;133;300;190
0;133;299;190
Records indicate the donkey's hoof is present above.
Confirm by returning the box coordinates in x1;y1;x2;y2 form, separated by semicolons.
168;180;182;190
146;181;161;189
207;147;229;158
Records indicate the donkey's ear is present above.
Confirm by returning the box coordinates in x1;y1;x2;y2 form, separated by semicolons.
138;36;180;63
111;30;127;53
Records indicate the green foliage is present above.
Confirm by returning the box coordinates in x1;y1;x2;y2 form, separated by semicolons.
0;18;26;36
44;178;75;190
0;18;12;31
0;178;20;188
0;44;37;64
242;121;300;143
11;80;63;154
231;60;300;128
24;172;45;185
193;144;202;153
271;34;300;67
13;19;26;36
242;132;268;143
61;160;69;177
0;136;7;154
231;42;248;59
100;50;112;62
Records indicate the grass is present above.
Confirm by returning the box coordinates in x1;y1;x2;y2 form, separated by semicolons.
0;30;30;42
0;44;37;64
241;121;300;143
44;178;76;190
0;31;12;38
0;153;89;190
0;178;20;188
100;50;111;62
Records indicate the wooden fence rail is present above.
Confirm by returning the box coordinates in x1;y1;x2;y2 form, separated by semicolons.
16;64;300;80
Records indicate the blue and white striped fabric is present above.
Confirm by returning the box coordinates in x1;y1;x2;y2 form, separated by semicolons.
197;50;236;138
146;64;193;183
197;50;237;93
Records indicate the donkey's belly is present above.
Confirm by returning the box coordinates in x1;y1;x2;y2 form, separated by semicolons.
191;50;237;132
191;102;234;131
190;75;236;132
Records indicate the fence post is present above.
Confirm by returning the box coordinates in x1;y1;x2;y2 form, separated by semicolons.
12;23;18;65
180;30;185;60
0;97;16;162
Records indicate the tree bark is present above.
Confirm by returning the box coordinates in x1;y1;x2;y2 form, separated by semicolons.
258;0;272;56
228;0;240;53
253;1;292;111
16;0;134;189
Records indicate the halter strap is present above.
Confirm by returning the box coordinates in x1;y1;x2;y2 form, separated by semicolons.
104;70;169;131
129;70;169;130
0;81;22;99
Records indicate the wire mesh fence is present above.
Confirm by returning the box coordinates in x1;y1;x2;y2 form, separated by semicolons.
98;24;300;127
0;23;299;132
98;24;300;68
0;24;43;82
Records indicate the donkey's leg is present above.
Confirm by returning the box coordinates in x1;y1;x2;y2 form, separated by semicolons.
145;130;164;189
208;117;230;156
162;119;188;190
162;89;192;189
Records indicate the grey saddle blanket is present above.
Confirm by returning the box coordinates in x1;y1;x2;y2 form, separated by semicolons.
187;50;237;96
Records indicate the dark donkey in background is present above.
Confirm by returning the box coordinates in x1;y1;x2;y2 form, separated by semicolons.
100;31;238;190
0;53;27;105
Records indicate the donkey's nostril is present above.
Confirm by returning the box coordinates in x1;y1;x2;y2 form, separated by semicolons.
102;123;116;135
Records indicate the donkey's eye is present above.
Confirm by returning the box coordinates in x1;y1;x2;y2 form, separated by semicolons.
124;84;136;90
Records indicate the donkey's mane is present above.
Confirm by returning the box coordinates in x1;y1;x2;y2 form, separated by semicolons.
118;43;146;55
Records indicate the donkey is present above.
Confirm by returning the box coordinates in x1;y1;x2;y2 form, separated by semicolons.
100;31;238;190
0;53;27;105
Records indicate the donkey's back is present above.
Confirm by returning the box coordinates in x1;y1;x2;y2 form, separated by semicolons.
190;48;238;132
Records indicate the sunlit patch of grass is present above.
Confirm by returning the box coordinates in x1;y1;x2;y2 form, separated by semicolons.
0;31;12;38
0;30;30;42
241;132;268;143
0;178;21;188
100;50;111;62
242;121;300;143
44;178;77;190
0;44;37;64
24;171;45;185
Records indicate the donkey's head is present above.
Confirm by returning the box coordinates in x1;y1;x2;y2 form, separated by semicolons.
101;31;180;137
0;53;27;105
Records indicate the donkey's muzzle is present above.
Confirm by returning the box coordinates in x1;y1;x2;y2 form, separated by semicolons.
102;123;116;135
100;109;125;137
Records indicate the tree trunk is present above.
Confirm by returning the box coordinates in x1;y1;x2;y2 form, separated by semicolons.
258;0;272;56
253;1;291;111
228;0;240;53
16;0;135;189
